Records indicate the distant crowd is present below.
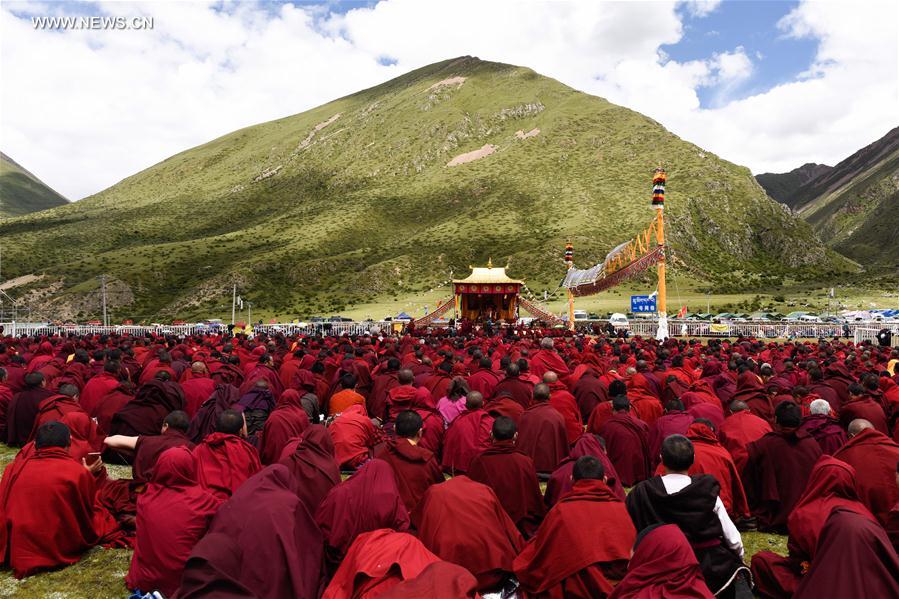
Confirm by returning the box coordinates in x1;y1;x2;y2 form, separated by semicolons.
0;329;897;597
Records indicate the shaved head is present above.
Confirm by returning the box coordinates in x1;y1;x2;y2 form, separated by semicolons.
465;391;484;410
191;361;207;374
543;371;558;384
848;419;874;436
729;400;749;413
398;369;414;385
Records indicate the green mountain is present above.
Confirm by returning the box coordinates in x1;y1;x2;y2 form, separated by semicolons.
759;127;898;269
0;152;68;218
756;163;831;208
0;57;851;321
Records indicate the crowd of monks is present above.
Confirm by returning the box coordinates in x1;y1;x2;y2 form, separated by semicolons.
0;329;898;598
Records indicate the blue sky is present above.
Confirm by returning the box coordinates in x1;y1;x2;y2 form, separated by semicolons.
666;1;818;108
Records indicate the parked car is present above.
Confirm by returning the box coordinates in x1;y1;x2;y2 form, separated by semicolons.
609;313;629;328
573;310;589;321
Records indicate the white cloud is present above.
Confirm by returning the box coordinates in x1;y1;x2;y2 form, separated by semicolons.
0;0;895;200
679;0;722;18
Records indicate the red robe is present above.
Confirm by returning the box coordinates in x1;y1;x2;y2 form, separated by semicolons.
468;439;546;536
833;428;899;525
94;385;134;435
132;429;194;483
529;349;571;381
368;371;399;421
180;376;216;418
278;425;341;514
628;373;663;427
516;402;570;473
329;404;382;468
732;371;774;423
378;561;479;599
685;422;750;518
839;398;888;434
514;479;635;598
599;412;651;487
0;446;100;578
544;434;626;507
79;371;122;415
413;476;525;590
374;439;444;512
259;389;310;465
193;432;262;498
548;381;583;445
441;408;493;473
126;446;221;597
648;411;693;467
467;367;502;399
322;529;440;598
718;410;772;472
492;376;534;409
386;384;418;421
29;394;86;440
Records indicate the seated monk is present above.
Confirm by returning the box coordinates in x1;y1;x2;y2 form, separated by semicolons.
413;475;524;592
328;403;383;468
180;362;216;417
278;425;341;514
627;435;749;597
177;465;325;599
599;395;651;487
514;456;636;598
259;389;309;464
441;391;494;474
609;524;715;599
436;377;470;426
193;409;262;499
683;419;750;520
545;371;583;445
648;399;693;468
109;375;185;438
126;447;222;597
6;372;55;447
327;372;365;416
545;433;625;508
322;529;441;598
799;398;847;455
833;418;899;525
743;401;822;532
379;561;479;599
104;410;194;483
573;365;608;422
491;363;534;410
374;411;444;512
586;379;630;434
516;383;569;473
28;383;86;439
751;456;877;599
626;369;663;427
718;399;772;473
467;416;545;537
0;421;107;578
314;459;410;569
79;360;122;416
839;382;889;433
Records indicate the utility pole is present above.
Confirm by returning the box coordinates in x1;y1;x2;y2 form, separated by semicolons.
99;274;108;327
231;284;237;325
247;301;253;327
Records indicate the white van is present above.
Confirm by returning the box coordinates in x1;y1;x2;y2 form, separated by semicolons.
609;313;629;327
573;310;589;321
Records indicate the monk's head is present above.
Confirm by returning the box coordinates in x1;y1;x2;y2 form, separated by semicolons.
661;434;694;474
59;383;79;400
728;399;749;414
533;383;551;403
73;349;90;364
398;369;414;386
155;370;172;382
809;399;831;416
217;409;247;438
24;372;45;389
774;400;801;431
387;358;401;372
395;410;423;444
340;372;357;391
609;379;627;398
540;338;554;350
847;382;865;401
847;418;873;438
35;421;70;450
543;371;559;385
191;361;207;375
505;363;520;379
158;351;172;364
162;410;190;435
465;391;484;411
104;360;121;375
572;455;605;482
491;416;516;443
612;395;630;413
664;399;684;413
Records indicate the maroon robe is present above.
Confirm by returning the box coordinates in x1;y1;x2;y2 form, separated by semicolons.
516;402;569;473
839;398;888;434
180;376;216;418
375;439;445;512
799;414;847;455
110;379;185;437
259;389;310;465
718;410;772;472
278;425;341;513
467;439;546;536
492;376;534;408
832;428;899;525
133;428;195;483
441;409;494;473
648;410;693;467
468;367;502;399
599;412;651;487
544;434;626;508
529;349;571;380
5;386;55;446
573;371;608;422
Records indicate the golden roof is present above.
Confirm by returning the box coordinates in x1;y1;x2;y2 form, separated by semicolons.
454;261;523;285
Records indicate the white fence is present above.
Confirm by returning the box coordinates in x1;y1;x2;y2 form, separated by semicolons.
0;321;395;338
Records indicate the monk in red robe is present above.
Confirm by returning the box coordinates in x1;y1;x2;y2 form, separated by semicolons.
573;366;608;422
126;447;221;597
599;395;651;486
105;410;195;482
492;363;534;408
441;391;493;473
467;416;545;536
718;400;772;472
833;419;899;525
839;382;889;433
627;370;664;426
28;384;86;439
374;411;444;512
0;367;12;440
110;376;185;437
328;403;382;468
544;433;626;508
322;529;441;598
271;423;334;504
609;524;715;599
529;338;571;381
684;420;750;519
93;381;133;436
732;370;775;423
751;456;876;598
413;476;524;591
180;362;216;417
545;371;583;445
79;360;122;415
6;372;55;446
193;409;261;498
799;398;846;455
327;372;365;416
648;399;693;468
516;383;569;473
177;464;325;599
743;401;822;532
514;455;635;598
259;389;309;464
385;369;420;423
314;458;410;568
368;359;400;421
422;360;453;404
0;421;105;578
379;561;479;599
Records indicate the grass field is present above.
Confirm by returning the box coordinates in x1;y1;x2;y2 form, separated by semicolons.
0;442;788;597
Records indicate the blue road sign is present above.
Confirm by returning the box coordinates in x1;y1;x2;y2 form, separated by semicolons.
631;295;657;313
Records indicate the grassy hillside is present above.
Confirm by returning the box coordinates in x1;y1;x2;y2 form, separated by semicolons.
756;163;831;207
0;57;852;322
0;152;68;218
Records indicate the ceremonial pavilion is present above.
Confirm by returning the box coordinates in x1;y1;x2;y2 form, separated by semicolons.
453;261;523;323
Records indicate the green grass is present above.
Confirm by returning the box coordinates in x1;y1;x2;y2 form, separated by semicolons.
0;57;855;323
0;152;68;218
0;443;786;597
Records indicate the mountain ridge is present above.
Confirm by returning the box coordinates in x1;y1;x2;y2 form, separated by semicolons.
0;151;68;218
